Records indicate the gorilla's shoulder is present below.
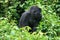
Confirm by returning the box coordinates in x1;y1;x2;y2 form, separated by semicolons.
21;11;30;16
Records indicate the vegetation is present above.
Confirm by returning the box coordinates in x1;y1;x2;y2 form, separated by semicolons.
0;0;60;40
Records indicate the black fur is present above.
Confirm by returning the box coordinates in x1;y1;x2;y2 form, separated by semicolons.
19;6;42;32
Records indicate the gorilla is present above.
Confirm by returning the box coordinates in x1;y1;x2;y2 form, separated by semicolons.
19;6;42;32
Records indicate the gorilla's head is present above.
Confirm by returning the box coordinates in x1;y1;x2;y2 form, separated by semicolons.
30;6;41;18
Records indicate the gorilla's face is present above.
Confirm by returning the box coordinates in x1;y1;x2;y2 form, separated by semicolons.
33;9;40;17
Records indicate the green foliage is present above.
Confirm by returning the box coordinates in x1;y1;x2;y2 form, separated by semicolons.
55;0;60;16
0;0;60;40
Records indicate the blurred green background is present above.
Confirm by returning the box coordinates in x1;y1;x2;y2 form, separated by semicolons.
0;0;60;40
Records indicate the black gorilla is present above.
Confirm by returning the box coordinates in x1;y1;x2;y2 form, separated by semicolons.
19;6;42;32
